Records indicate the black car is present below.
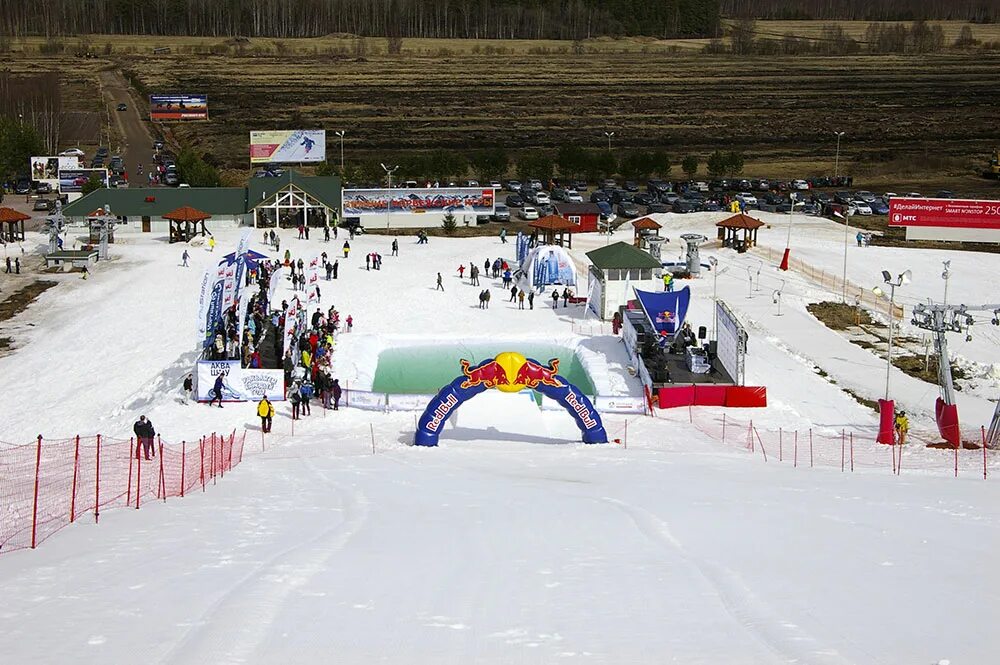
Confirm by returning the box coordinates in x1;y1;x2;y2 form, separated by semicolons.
35;182;53;194
811;192;830;205
648;203;670;213
616;202;640;218
589;191;608;203
833;191;853;205
573;179;587;191
96;146;109;158
15;179;31;194
624;180;640;192
505;194;524;207
116;102;127;111
153;139;165;150
633;192;655;206
673;199;701;213
610;190;634;204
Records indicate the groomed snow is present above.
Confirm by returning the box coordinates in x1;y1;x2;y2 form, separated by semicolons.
0;217;998;664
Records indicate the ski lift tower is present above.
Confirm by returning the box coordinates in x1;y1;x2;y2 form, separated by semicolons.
92;204;117;261
680;234;707;276
911;301;1000;447
43;200;66;254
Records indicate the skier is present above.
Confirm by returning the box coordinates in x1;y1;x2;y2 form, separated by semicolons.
436;272;444;291
257;397;274;433
207;235;216;252
894;411;909;445
209;373;225;408
181;249;190;267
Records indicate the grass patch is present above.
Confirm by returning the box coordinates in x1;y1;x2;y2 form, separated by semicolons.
842;388;880;412
0;280;58;323
892;354;967;386
807;301;872;330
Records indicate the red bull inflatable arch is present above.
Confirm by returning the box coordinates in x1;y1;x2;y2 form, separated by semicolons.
414;352;608;446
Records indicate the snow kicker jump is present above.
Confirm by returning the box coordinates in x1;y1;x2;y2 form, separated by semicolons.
414;352;608;446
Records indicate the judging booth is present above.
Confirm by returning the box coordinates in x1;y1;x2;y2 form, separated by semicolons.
0;207;29;243
585;242;662;320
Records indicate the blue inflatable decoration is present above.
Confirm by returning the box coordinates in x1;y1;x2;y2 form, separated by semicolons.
414;352;608;447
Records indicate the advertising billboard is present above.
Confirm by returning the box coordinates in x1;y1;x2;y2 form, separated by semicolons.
342;187;496;216
888;197;1000;242
249;130;326;164
30;155;80;186
150;94;209;121
58;168;109;193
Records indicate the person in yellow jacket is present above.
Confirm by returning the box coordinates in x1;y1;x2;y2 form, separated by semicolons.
257;397;274;433
207;235;216;252
662;272;673;292
894;411;909;445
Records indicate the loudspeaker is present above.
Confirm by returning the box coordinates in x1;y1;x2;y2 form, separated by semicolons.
698;326;707;340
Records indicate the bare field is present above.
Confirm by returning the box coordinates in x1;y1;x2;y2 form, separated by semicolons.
6;46;1000;196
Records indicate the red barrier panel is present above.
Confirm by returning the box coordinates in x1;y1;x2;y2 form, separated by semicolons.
877;399;895;445
935;397;961;447
0;429;247;555
658;386;695;408
693;385;728;407
725;386;767;408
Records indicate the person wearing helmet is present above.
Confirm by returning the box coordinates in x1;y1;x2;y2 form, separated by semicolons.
894;411;909;445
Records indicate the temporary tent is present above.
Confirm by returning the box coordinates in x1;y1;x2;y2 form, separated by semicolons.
521;244;577;291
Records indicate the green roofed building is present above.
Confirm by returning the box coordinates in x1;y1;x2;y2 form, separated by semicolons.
585;241;663;320
61;170;341;234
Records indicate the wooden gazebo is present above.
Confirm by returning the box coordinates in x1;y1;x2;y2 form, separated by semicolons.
529;215;577;248
631;217;662;247
164;206;210;244
0;207;29;243
716;213;764;251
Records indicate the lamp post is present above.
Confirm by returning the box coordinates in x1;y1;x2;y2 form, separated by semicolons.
380;163;398;230
604;131;615;152
941;260;951;306
834;131;845;179
872;269;912;400
335;130;346;173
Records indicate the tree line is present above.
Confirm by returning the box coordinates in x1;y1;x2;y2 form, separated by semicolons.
0;0;720;39
721;0;997;22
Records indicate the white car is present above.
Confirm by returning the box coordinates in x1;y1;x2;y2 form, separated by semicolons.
855;190;877;203
905;192;924;198
465;180;480;187
519;206;540;220
882;192;897;204
736;192;758;206
564;190;584;203
849;200;872;215
693;181;709;192
792;179;810;190
534;191;551;205
528;179;543;190
489;180;502;189
59;148;85;157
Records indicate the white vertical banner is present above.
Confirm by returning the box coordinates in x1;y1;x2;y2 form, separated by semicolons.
233;228;253;299
221;262;237;313
284;296;301;353
306;255;320;304
236;284;254;343
196;267;212;341
268;265;284;304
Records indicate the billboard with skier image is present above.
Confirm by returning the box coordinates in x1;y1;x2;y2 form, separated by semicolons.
150;94;209;121
342;187;495;216
250;130;326;164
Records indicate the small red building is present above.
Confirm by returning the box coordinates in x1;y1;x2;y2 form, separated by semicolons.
555;202;601;233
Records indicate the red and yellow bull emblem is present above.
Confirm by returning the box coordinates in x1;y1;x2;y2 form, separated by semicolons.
459;352;562;392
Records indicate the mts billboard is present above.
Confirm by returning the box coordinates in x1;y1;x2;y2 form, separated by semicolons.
888;197;1000;242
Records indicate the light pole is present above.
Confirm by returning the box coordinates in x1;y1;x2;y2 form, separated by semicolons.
380;163;398;230
941;260;951;306
604;131;615;152
839;208;854;303
873;269;912;400
834;131;845;179
335;130;346;173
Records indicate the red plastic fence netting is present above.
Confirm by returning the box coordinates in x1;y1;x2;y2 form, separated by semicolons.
0;430;246;554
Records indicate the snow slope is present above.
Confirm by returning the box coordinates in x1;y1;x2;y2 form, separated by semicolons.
0;222;998;664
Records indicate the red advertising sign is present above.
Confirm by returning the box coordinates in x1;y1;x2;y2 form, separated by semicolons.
888;198;1000;230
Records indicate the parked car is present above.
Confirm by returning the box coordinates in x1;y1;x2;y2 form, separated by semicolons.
936;190;956;199
596;200;613;218
673;199;701;214
616;202;640;218
736;192;758;206
505;194;524;207
528;179;543;190
756;179;770;191
610;189;634;204
492;205;510;222
163;171;180;186
624;180;640;192
589;191;609;203
535;191;551;205
648;202;670;213
661;192;681;205
91;159;105;168
833;191;854;205
573;179;588;191
811;192;831;205
692;181;710;192
506;180;522;192
15;179;31;194
564;189;584;203
882;192;897;204
536;203;555;217
153;139;165;151
116;102;127;111
522;189;538;204
855;190;877;203
869;199;889;215
465;179;480;187
601;179;618;190
849;200;873;215
519;206;539;220
633;192;655;206
35;181;52;194
792;179;810;190
95;146;109;158
59;148;85;157
550;188;566;201
109;155;124;170
489;180;502;189
703;200;722;212
33;198;52;211
905;192;924;198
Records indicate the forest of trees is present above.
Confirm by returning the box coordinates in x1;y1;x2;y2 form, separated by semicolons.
0;0;720;40
721;1;997;22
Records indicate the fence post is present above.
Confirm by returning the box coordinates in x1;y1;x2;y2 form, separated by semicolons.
955;442;959;478
624;419;628;450
753;427;768;462
158;442;166;502
370;423;376;455
127;438;134;506
199;436;206;491
180;441;186;498
95;434;101;523
135;441;142;509
984;426;989;480
793;430;798;468
30;435;42;549
227;431;234;472
841;429;845;472
897;441;903;476
722;413;726;443
211;433;217;485
779;428;783;462
809;428;814;467
70;435;80;523
891;438;897;475
850;432;854;472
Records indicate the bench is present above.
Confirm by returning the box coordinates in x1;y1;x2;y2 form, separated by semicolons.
45;250;99;271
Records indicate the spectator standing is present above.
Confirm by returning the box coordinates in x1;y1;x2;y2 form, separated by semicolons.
133;416;156;461
332;379;342;410
257;397;274;433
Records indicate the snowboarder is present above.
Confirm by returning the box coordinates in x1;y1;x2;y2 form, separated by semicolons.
209;373;225;408
133;416;156;461
436;272;444;291
181;249;190;267
258;397;274;433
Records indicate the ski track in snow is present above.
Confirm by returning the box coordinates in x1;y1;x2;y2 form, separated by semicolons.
160;454;369;665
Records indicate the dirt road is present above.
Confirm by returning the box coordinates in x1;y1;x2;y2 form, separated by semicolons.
99;70;156;182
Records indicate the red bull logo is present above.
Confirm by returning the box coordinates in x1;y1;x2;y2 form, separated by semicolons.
459;353;563;392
